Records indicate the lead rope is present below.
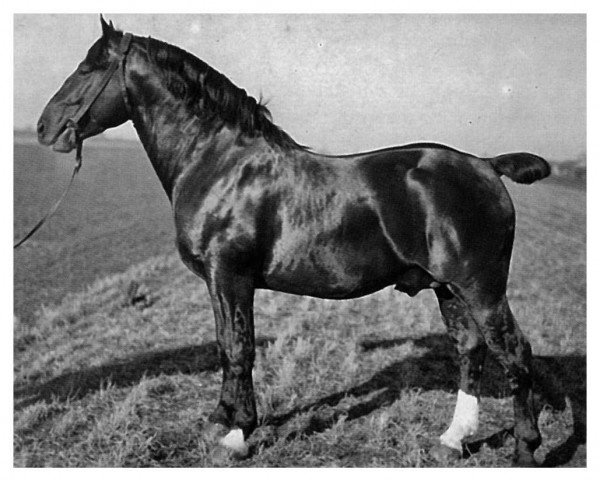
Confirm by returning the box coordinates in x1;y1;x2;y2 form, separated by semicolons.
14;130;83;250
14;32;132;250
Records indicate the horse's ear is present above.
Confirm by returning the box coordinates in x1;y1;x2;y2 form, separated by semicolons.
100;15;113;38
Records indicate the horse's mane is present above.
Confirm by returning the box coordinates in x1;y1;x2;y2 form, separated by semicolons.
141;34;306;151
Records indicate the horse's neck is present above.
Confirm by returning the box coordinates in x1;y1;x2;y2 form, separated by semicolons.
125;59;293;200
130;101;191;198
128;82;235;200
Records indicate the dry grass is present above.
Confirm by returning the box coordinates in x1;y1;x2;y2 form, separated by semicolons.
14;146;585;467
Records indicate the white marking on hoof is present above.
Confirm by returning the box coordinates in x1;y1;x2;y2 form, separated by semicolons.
440;390;479;450
219;428;249;457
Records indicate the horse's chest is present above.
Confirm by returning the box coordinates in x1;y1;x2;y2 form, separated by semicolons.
174;186;261;271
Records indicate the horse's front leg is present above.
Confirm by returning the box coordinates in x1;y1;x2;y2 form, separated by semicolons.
205;266;256;458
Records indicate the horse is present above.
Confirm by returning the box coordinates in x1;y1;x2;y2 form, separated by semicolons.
37;17;554;466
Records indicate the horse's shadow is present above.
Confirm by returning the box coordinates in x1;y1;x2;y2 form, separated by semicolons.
14;336;275;410
256;334;586;467
14;333;585;466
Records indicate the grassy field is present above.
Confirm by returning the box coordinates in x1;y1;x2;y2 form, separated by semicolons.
14;137;173;323
14;138;586;467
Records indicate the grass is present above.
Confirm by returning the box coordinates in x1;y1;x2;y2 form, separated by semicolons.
14;139;173;323
14;139;586;467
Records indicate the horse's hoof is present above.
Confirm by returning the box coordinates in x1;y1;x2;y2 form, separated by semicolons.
430;443;462;463
204;424;251;462
219;428;250;459
512;453;538;467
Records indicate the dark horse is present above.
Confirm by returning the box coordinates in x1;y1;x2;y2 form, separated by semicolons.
37;18;553;465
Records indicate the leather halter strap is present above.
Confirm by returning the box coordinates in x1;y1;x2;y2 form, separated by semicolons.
14;33;133;250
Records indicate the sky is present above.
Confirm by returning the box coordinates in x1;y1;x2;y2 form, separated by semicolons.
13;14;586;160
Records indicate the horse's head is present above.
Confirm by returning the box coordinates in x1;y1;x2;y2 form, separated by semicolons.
37;16;132;152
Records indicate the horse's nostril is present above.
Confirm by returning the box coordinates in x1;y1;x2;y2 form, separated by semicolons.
37;121;45;135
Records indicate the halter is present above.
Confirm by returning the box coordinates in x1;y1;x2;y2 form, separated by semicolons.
14;33;133;250
66;32;133;136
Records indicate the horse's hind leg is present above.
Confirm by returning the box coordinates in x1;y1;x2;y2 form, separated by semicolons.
433;286;487;457
463;290;542;466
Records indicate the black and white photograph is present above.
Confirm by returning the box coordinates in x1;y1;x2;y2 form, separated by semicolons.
12;11;586;468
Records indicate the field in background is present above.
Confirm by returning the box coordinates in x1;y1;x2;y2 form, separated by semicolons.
14;137;173;323
14;137;586;467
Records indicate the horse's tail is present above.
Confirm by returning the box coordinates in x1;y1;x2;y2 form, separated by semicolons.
486;152;551;184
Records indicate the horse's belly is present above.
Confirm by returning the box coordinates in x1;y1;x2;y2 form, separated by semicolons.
261;234;402;299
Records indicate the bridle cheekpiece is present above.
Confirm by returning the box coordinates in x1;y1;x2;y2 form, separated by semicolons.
66;32;133;150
